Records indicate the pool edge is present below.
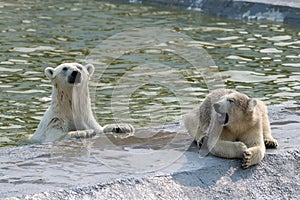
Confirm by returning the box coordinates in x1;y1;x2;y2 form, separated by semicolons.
120;0;300;26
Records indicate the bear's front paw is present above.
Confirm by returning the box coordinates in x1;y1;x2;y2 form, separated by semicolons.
103;124;135;134
264;138;278;149
237;142;248;152
67;129;96;139
242;150;253;169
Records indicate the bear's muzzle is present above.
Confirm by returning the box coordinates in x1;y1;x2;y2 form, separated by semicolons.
68;70;82;84
213;103;229;125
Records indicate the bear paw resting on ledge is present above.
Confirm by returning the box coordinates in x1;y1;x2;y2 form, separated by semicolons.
184;88;278;169
30;63;134;143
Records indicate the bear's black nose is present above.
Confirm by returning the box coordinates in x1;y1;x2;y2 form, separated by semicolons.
68;70;81;84
71;70;78;78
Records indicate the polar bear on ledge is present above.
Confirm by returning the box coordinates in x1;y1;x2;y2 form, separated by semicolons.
30;63;134;143
184;89;278;169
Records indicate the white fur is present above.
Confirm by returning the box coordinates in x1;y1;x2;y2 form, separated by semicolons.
184;89;278;169
30;63;102;143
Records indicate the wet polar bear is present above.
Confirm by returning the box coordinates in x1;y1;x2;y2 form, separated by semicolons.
30;63;134;143
184;89;278;168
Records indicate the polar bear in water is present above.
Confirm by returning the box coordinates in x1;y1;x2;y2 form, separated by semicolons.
30;63;134;143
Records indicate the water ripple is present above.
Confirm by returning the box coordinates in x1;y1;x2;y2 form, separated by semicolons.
0;1;299;147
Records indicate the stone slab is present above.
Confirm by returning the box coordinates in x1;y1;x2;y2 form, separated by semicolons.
0;104;299;199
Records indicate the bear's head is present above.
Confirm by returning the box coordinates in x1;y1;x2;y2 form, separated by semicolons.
44;63;94;87
213;92;257;126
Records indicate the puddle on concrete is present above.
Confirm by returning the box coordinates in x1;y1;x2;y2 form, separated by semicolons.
0;121;194;198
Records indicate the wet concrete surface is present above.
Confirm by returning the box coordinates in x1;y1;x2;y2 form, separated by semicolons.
123;0;300;25
0;104;299;199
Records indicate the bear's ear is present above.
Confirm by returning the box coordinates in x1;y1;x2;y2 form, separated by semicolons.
247;98;257;112
86;64;95;77
45;67;55;80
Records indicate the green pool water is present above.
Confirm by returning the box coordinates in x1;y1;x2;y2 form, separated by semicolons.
0;0;299;148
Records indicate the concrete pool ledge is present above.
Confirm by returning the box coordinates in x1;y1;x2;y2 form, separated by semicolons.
1;103;299;199
124;0;300;25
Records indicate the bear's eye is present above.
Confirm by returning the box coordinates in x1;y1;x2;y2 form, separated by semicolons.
227;99;235;104
62;67;68;71
76;66;82;70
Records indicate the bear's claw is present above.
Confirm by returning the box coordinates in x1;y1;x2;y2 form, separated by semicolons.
264;139;278;149
196;135;207;149
67;129;96;139
242;150;252;169
103;124;135;134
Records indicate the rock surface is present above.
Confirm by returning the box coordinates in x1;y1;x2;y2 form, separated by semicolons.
1;104;299;199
